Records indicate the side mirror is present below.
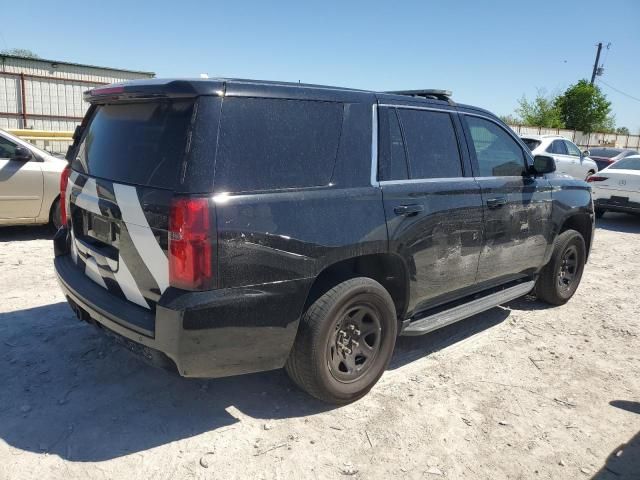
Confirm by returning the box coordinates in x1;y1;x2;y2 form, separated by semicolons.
530;155;556;175
582;150;591;157
11;146;32;161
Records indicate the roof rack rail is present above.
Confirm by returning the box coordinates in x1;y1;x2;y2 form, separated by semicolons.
384;89;454;104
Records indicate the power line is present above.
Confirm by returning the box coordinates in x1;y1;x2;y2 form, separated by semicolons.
598;79;640;103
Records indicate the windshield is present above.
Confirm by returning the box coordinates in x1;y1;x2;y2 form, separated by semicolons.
589;148;622;158
521;138;541;151
72;100;195;189
609;157;640;170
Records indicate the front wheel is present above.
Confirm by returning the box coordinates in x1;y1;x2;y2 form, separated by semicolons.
535;229;586;305
285;277;398;404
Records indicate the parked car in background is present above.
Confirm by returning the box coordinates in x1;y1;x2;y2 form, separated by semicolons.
520;135;598;180
0;129;67;229
587;147;639;171
54;79;594;404
588;155;640;218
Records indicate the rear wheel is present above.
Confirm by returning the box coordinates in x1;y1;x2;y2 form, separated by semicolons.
535;229;586;305
285;277;397;404
49;198;62;231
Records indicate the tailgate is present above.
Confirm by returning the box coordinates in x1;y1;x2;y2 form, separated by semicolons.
66;171;170;310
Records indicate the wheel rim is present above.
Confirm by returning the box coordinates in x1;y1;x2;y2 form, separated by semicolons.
557;245;578;292
327;303;382;384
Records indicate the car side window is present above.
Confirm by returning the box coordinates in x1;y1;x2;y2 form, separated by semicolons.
378;108;409;181
547;140;568;155
396;108;463;179
0;136;18;159
564;140;582;157
465;116;526;177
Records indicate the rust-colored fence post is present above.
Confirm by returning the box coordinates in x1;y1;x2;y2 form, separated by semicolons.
19;72;27;128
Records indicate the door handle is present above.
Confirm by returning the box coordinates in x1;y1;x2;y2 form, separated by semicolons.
486;197;507;209
394;204;424;216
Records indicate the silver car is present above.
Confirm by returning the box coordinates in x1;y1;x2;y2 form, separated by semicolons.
0;129;67;229
520;135;598;180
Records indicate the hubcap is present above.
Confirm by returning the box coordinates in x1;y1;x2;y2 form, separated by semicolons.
327;304;382;383
557;245;578;292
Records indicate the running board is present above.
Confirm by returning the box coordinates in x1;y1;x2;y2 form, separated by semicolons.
401;281;535;336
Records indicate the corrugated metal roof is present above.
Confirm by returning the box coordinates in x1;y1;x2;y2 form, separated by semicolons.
0;53;155;76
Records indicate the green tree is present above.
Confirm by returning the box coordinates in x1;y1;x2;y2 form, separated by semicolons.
499;114;520;125
0;48;40;58
555;80;612;133
616;126;630;135
515;90;564;128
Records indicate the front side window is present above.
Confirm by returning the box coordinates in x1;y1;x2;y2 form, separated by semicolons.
396;109;463;179
0;136;18;159
547;140;568;155
215;98;343;192
465;116;525;177
564;140;582;157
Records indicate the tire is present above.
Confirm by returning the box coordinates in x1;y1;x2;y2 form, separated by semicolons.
595;208;605;219
49;197;62;231
535;229;586;306
285;277;398;404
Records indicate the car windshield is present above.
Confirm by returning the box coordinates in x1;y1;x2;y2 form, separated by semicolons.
521;138;541;151
589;148;622;158
609;157;640;170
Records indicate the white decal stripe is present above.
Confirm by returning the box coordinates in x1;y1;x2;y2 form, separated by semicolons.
84;256;107;289
113;257;150;309
113;184;169;293
73;178;101;215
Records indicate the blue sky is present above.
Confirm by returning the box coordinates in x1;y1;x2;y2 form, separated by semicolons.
3;0;640;132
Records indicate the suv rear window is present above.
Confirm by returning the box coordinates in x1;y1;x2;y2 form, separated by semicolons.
72;101;195;189
214;98;343;192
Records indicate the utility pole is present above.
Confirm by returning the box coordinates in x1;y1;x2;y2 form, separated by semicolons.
591;42;603;84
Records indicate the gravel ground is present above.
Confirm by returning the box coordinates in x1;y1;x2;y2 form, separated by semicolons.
0;214;639;480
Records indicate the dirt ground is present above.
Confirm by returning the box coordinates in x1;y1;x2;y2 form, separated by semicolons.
1;214;639;480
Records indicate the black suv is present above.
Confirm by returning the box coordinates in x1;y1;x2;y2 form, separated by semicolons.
54;79;594;404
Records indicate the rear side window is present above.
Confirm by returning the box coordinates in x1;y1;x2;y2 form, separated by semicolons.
214;98;343;192
396;109;463;179
72;101;195;189
378;108;409;181
465;116;525;177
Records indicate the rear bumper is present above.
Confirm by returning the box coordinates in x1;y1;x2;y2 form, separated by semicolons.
54;254;311;378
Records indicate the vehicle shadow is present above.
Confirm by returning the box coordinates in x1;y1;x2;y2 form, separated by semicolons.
0;302;330;462
0;225;54;242
590;401;640;479
390;306;510;369
596;213;640;234
0;298;517;462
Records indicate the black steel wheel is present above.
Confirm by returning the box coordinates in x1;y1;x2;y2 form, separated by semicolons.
536;229;586;305
286;277;397;404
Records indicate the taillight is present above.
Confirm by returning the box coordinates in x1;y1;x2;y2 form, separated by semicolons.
59;165;71;226
169;197;213;290
587;176;608;182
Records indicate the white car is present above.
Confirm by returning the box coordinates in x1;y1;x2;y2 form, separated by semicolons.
588;155;640;218
520;135;598;180
0;129;67;229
